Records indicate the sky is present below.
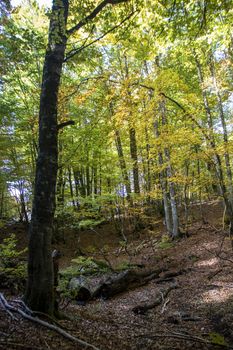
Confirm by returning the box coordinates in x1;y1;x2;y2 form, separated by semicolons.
11;0;52;7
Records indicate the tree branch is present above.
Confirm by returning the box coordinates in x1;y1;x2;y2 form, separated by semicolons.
65;11;135;62
57;120;75;130
67;0;129;36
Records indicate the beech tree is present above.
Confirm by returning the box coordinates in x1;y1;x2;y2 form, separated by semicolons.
25;0;131;315
1;0;232;315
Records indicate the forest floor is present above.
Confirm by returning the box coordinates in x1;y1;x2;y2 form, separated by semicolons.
1;201;233;350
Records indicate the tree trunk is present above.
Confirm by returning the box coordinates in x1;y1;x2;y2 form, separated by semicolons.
129;127;140;194
154;120;173;235
160;99;179;237
124;55;140;194
209;53;233;209
25;0;69;315
195;53;233;233
115;129;132;201
68;167;76;207
73;167;86;198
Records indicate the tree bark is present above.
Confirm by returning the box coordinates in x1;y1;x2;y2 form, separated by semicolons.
25;0;69;315
160;99;179;237
115;129;132;201
154;120;173;235
124;55;140;194
129;127;140;194
68;166;76;207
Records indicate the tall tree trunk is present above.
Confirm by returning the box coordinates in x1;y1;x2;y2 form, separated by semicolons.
124;55;140;194
19;187;29;224
93;165;98;195
86;165;91;196
56;166;65;209
115;129;132;201
68;167;76;207
73;167;86;198
154;120;173;235
195;53;233;233
209;53;233;208
129;127;140;194
195;54;233;224
25;0;69;315
145;126;151;193
160;99;179;237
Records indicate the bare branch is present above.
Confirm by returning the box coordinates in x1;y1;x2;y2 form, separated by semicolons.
57;120;75;130
67;0;129;36
65;11;135;62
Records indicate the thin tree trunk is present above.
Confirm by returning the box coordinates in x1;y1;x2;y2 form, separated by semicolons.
115;129;132;201
124;55;140;194
68;167;76;207
56;167;65;209
73;168;86;198
86;165;91;196
129;127;140;194
154;120;173;235
195;53;233;233
145;127;151;193
160;99;179;237
209;53;233;208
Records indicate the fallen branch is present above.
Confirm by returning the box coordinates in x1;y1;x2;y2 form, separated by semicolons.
161;298;170;314
0;293;100;350
137;331;233;349
207;269;223;280
156;269;188;283
132;283;178;314
0;340;44;350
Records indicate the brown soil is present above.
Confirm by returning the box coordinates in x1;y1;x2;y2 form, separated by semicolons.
1;201;233;350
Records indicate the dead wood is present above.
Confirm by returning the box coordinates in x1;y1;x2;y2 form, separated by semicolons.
132;283;178;314
167;311;202;323
70;267;166;301
96;267;166;299
207;268;223;280
0;340;44;350
156;269;187;283
0;293;100;350
137;331;233;349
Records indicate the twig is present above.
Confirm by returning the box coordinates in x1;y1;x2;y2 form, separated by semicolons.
161;298;170;314
132;283;178;314
0;340;44;350
0;330;9;337
207;269;223;280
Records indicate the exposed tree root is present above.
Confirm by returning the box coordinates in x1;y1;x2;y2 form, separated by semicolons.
0;293;100;350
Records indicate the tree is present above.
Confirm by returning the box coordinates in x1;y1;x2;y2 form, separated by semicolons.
25;0;131;315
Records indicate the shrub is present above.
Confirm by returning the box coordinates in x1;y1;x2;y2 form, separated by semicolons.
0;234;27;291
